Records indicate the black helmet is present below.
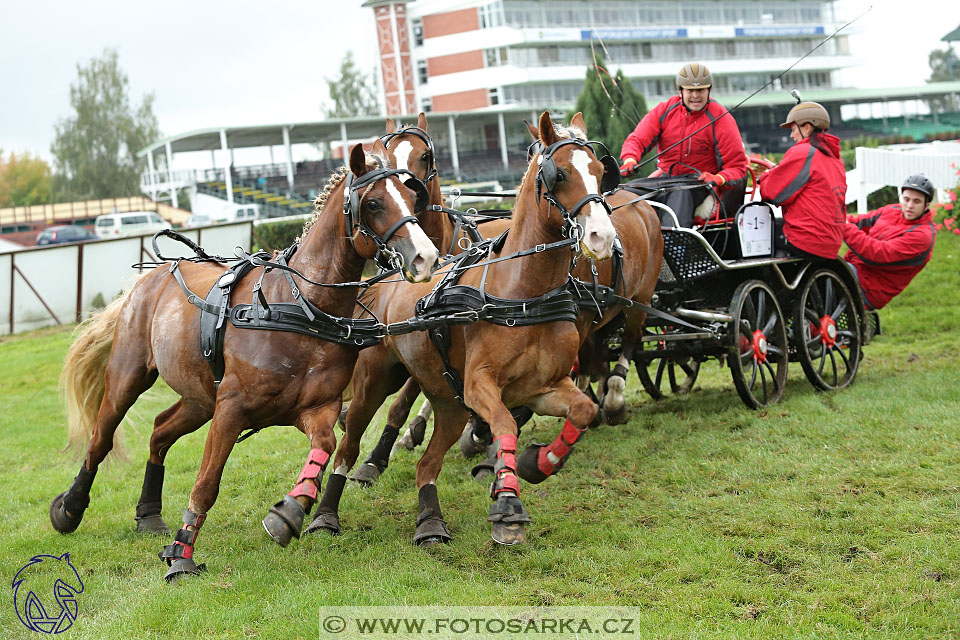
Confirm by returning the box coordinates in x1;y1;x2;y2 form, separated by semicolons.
901;174;934;202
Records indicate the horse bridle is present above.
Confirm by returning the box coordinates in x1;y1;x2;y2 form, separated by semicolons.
379;126;438;185
342;164;429;272
529;138;616;243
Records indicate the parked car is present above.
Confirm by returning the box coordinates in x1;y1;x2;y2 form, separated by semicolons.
94;211;171;238
36;225;98;246
185;214;213;228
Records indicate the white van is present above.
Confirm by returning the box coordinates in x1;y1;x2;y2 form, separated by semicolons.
95;211;171;239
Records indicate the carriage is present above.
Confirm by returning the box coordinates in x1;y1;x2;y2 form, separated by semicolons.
615;172;875;409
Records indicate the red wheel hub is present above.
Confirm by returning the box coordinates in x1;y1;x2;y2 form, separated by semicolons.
818;316;837;348
751;329;768;363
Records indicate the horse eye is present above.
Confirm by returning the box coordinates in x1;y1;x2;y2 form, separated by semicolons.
365;199;381;212
421;152;432;163
556;170;566;183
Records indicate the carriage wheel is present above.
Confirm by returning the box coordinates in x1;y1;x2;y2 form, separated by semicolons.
792;269;861;391
727;280;788;409
635;326;701;400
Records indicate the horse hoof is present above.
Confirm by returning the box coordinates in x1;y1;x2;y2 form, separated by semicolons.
348;463;381;486
50;493;83;534
459;424;489;458
164;558;206;584
262;495;304;548
515;444;549;484
398;416;427;451
491;522;526;546
413;517;452;546
603;406;627;426
470;460;495;480
337;406;348;430
303;511;341;536
136;513;171;535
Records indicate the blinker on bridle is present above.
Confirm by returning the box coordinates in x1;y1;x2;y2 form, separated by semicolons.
342;165;429;272
528;138;617;242
380;126;438;185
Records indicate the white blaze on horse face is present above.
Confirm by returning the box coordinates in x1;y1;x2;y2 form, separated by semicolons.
385;178;438;282
570;149;616;260
393;140;413;173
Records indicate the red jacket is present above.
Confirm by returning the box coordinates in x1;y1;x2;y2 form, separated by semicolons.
843;204;935;309
759;134;846;259
620;95;747;185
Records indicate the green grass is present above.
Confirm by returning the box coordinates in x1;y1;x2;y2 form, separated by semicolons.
1;235;959;639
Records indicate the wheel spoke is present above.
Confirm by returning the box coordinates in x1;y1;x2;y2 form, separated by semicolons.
762;360;779;390
828;349;839;386
767;345;784;359
806;335;821;349
744;293;757;329
836;330;856;339
831;299;848;320
817;347;827;376
824;277;835;312
756;291;766;325
749;358;758;389
762;312;778;336
654;359;666;389
741;349;754;364
804;307;821;324
758;360;768;404
679;360;696;376
834;343;851;370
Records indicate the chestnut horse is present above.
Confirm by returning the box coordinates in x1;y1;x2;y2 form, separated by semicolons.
305;112;623;546
347;113;663;489
50;141;439;581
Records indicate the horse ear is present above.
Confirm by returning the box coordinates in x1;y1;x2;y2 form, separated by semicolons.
385;117;397;134
350;143;367;176
570;112;587;136
371;138;389;160
524;119;539;141
417;112;428;131
538;111;558;146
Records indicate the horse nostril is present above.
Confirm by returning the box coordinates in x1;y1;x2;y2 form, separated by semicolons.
413;255;427;276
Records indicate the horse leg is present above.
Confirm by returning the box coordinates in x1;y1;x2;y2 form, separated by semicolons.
467;406;532;479
347;364;408;486
159;404;243;582
397;391;431;451
412;402;468;547
135;399;212;535
262;402;339;547
51;357;158;534
304;373;398;536
601;312;645;426
462;374;531;546
600;354;631;425
515;377;598;484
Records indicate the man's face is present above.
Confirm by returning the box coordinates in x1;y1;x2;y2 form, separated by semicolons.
680;87;709;112
900;188;928;220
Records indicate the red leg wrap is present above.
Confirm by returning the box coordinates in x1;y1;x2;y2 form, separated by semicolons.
288;448;330;500
570;357;580;378
492;434;521;497
538;420;584;476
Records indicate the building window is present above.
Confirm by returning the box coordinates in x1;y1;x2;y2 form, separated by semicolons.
412;18;423;46
479;1;504;28
485;47;508;67
489;88;500;106
421;97;432;113
417;60;428;85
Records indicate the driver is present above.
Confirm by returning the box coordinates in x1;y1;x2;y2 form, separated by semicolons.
619;62;748;227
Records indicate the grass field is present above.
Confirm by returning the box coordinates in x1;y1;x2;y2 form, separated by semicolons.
2;234;959;639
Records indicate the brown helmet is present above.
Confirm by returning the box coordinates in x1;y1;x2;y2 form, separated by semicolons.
780;101;830;130
676;62;712;89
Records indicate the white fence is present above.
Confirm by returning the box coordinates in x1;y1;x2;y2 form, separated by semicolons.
0;222;254;335
854;141;960;213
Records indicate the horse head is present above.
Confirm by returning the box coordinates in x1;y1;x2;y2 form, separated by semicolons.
345;140;439;282
524;111;618;260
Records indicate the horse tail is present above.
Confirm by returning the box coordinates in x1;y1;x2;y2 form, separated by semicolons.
60;292;129;457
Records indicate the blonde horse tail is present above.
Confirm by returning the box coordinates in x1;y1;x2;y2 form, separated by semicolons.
59;293;129;458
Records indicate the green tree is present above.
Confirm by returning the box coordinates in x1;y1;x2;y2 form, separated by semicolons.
51;49;160;201
574;55;647;159
324;51;379;118
0;151;53;207
927;47;960;111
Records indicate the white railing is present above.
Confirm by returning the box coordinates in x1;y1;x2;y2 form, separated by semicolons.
0;222;253;335
854;141;960;213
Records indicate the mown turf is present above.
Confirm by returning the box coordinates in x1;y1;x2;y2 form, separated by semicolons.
1;234;958;639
